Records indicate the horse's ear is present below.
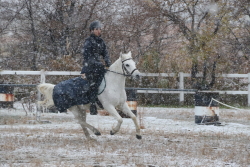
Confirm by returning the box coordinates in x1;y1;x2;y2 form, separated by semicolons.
128;51;131;57
120;52;123;58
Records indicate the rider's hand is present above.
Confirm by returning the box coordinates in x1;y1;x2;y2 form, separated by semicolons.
81;74;86;79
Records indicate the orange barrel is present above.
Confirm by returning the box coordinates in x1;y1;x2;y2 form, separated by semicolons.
0;85;14;108
126;89;137;116
194;92;219;124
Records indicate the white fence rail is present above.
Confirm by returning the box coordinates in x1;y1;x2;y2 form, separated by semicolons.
1;70;250;106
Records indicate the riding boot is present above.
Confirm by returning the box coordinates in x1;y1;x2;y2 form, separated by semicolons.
90;102;98;115
89;90;98;115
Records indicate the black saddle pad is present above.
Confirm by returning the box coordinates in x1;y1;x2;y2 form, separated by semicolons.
52;77;90;112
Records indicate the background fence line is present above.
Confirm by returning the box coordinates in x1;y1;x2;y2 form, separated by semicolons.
1;70;250;106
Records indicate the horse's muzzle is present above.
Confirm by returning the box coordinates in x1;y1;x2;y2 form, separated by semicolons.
131;69;141;81
135;74;140;80
132;71;141;81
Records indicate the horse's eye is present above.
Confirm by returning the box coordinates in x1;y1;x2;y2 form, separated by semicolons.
126;64;130;67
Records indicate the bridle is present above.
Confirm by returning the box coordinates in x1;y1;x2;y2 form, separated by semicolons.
106;58;138;77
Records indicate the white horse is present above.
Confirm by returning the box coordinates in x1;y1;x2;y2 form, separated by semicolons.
37;51;142;140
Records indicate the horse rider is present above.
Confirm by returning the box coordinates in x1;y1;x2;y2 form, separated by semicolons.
81;20;111;115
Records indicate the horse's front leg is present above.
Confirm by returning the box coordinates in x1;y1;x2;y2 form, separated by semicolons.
120;103;142;139
103;104;123;135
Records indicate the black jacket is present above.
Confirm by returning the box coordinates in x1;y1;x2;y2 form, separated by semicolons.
81;34;111;74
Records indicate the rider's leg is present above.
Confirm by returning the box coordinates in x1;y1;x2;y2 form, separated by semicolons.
86;73;98;115
86;71;105;115
89;90;98;115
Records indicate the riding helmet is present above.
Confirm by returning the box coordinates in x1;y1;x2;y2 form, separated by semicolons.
89;20;102;31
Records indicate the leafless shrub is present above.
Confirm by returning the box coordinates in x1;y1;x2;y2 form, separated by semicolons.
21;91;37;116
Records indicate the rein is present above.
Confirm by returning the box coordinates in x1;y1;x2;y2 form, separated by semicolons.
106;58;138;77
106;69;131;77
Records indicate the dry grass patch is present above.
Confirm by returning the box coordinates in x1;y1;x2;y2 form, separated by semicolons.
220;109;250;121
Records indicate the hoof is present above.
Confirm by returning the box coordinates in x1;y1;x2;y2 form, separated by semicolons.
95;132;101;136
110;131;115;135
136;135;142;139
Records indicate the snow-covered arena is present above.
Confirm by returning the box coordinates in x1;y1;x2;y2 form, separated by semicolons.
1;102;250;166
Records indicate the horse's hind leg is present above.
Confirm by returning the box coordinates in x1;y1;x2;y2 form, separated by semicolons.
76;105;101;136
70;105;101;140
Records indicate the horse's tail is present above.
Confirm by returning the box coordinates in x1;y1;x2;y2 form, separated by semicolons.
37;83;55;107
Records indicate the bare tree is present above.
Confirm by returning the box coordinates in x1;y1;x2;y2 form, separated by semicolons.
103;0;174;73
225;0;250;73
143;0;232;89
0;0;25;35
1;0;249;85
23;0;39;70
2;0;115;72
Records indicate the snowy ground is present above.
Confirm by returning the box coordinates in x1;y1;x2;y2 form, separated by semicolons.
0;102;250;167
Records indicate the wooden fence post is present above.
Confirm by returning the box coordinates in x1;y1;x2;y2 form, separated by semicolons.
179;72;184;103
248;73;250;107
37;69;45;113
40;69;45;83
